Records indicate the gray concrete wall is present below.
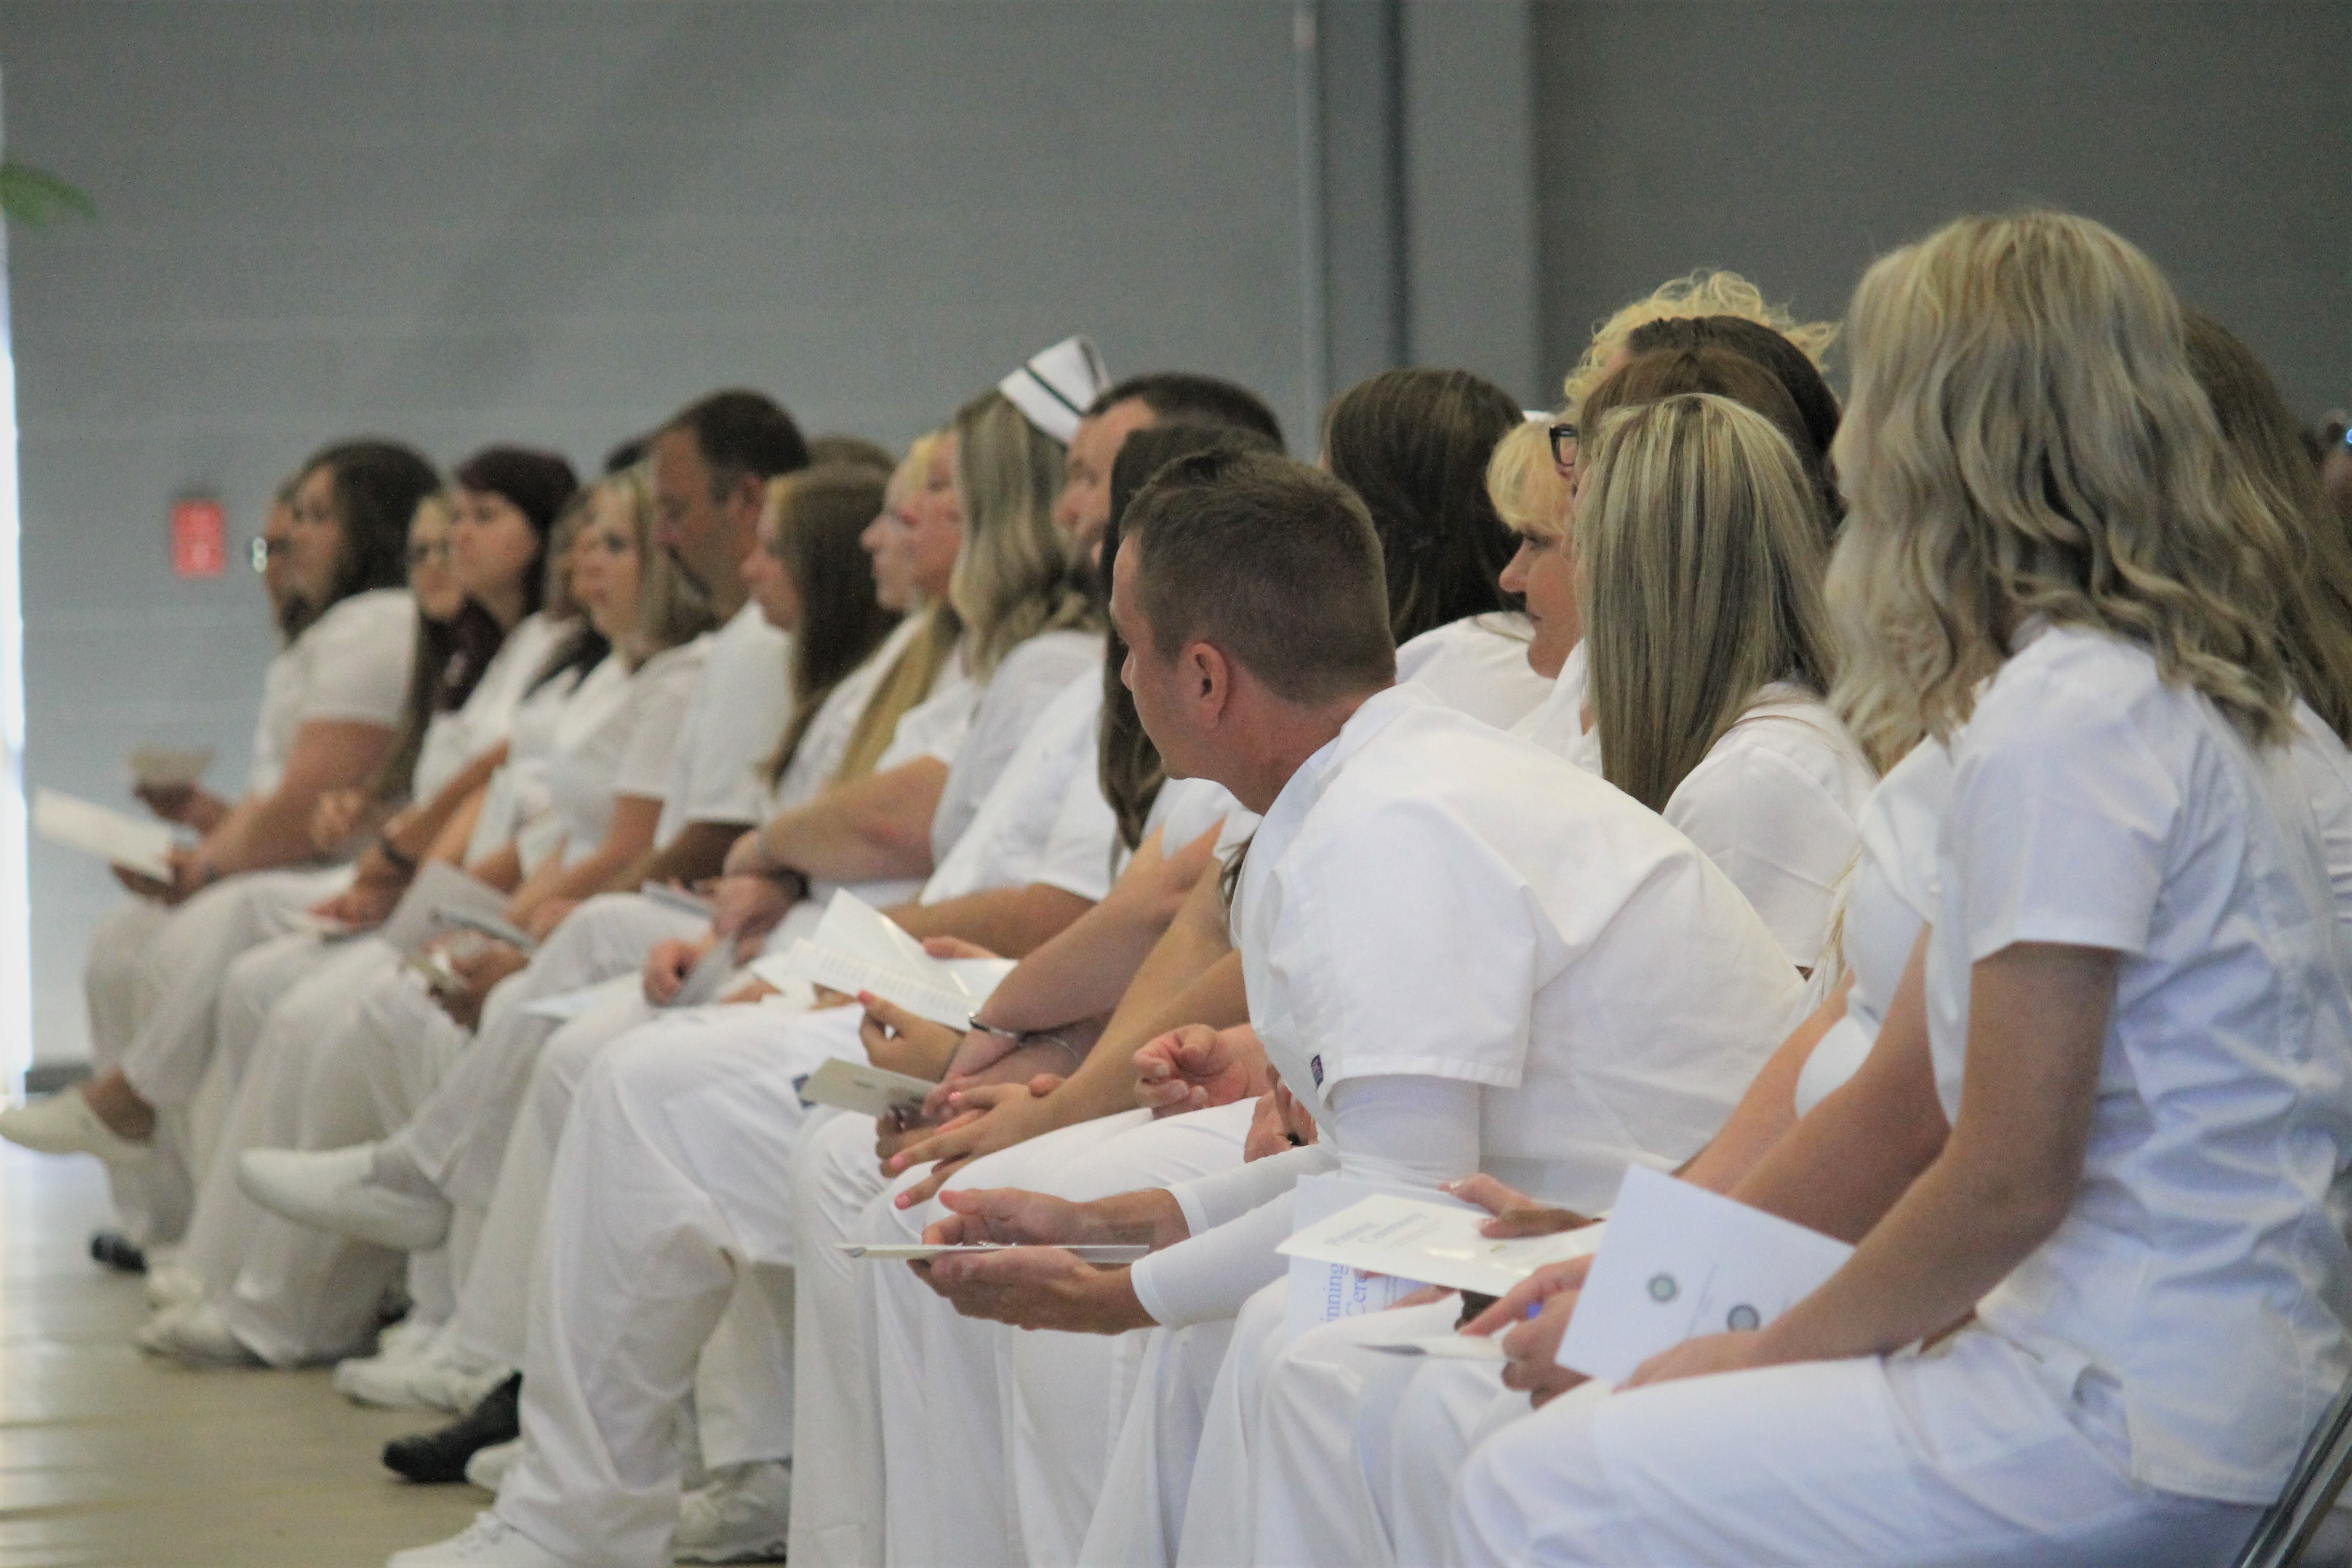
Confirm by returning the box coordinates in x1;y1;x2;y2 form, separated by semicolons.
1530;1;2351;413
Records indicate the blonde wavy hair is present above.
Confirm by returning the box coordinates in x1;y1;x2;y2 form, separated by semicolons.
1563;269;1838;416
1826;210;2299;758
947;390;1096;677
1484;417;1572;542
606;464;716;663
1577;394;1843;812
832;434;961;784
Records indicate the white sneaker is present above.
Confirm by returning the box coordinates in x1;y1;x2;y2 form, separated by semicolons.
144;1264;203;1311
673;1460;792;1563
386;1512;567;1567
335;1336;507;1412
372;1313;442;1364
462;1436;521;1492
132;1301;260;1366
0;1092;154;1164
238;1144;451;1250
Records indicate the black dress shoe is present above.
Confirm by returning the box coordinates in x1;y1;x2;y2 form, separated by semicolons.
89;1230;147;1274
383;1373;521;1483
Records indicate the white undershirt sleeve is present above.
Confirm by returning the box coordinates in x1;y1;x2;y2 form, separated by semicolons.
1129;1076;1482;1327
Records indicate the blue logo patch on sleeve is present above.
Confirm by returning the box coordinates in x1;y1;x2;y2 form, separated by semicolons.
1309;1054;1324;1088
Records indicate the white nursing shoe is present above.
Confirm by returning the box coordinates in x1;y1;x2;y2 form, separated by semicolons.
673;1460;792;1562
0;1092;153;1164
386;1512;567;1567
132;1301;261;1366
237;1144;451;1251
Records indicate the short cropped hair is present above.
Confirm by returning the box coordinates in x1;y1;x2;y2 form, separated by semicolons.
663;389;811;498
1092;373;1286;447
1120;449;1394;704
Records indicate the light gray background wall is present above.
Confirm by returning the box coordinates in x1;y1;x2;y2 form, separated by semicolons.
2;0;2342;1065
1532;1;2352;413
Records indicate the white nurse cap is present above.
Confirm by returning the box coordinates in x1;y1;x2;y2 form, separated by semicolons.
1000;335;1110;444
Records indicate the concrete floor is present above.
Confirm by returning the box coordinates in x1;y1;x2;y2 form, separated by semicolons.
0;1142;482;1567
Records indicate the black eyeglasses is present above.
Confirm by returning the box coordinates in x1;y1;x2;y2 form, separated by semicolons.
1548;422;1578;470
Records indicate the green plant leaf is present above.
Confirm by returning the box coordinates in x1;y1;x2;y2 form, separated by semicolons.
0;162;94;227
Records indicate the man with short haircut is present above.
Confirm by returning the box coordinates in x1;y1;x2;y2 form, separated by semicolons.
882;449;1803;1566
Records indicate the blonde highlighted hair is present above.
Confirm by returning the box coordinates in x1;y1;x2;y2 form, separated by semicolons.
1484;417;1572;542
606;464;716;663
948;390;1095;677
1563;268;1838;416
1577;393;1843;812
1827;210;2300;758
830;434;960;785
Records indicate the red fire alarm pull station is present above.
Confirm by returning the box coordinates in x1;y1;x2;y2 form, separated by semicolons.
172;496;227;579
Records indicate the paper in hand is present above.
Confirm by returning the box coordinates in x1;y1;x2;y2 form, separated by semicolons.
1278;1188;1604;1300
1554;1164;1853;1383
663;941;737;1009
126;747;214;791
836;1242;1150;1265
1278;1177;1467;1337
375;862;516;959
750;889;1014;1029
796;1057;938;1119
33;788;179;880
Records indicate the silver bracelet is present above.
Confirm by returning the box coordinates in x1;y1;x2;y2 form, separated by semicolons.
967;1013;1022;1041
1030;1033;1084;1072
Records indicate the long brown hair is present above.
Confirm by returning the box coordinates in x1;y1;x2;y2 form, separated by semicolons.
763;467;904;787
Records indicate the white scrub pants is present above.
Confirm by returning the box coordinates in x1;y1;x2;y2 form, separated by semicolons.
493;1001;850;1568
83;899;177;1243
865;1104;1255;1568
1449;1328;2262;1568
1244;1295;1493;1567
118;866;350;1109
388;891;704;1211
183;938;411;1363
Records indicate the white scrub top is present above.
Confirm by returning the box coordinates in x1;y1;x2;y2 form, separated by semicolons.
1507;640;1587;760
1926;625;2352;1503
246;587;417;797
650;604;793;847
925;630;1103;865
763;614;927;817
1233;683;1803;1211
1549;682;1876;972
539;641;706;870
2290;698;2352;938
1791;741;1952;1117
410;611;569;803
1393;613;1553;730
920;672;1114;905
462;651;584;869
1146;775;1255;858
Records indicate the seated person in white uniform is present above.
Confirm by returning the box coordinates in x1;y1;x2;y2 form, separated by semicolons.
848;356;1874;1568
1334;368;1551;730
130;467;716;1368
1107;375;1876;1567
1257;293;2352;1568
1549;347;1880;971
6;439;439;1243
380;390;1284;1566
881;449;1799;1568
1449;209;2352;1568
66;453;578;1217
783;373;1689;1568
260;462;914;1423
